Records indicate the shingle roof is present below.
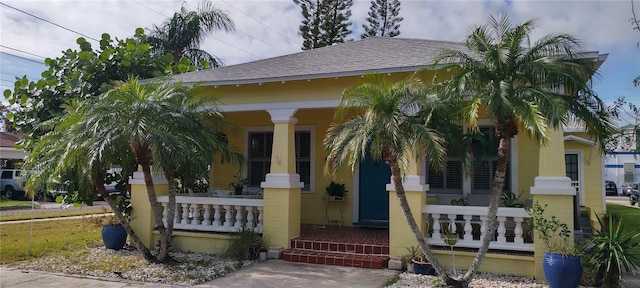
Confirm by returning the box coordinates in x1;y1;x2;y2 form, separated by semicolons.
169;37;467;86
0;132;20;147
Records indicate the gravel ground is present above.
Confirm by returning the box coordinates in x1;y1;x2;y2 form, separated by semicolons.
388;271;551;288
10;246;248;286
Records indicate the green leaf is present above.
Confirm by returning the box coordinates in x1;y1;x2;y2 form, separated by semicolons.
79;41;92;52
3;89;11;98
79;51;93;61
135;27;144;35
76;37;86;45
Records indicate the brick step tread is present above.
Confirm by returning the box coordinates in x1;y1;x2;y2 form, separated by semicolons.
290;239;390;255
283;249;389;269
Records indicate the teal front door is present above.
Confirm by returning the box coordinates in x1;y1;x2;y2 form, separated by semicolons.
358;154;390;227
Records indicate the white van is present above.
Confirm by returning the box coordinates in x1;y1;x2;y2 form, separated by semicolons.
0;169;25;199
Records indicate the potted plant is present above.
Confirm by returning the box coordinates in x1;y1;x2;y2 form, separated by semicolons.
526;201;582;288
229;173;248;195
403;245;419;273
409;247;436;275
101;195;131;250
257;236;270;262
325;181;348;200
501;190;524;207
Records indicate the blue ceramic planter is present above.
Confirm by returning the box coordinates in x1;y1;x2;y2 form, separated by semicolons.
543;252;582;288
102;224;127;250
412;259;436;275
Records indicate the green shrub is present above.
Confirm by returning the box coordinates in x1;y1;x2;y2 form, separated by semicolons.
583;214;640;287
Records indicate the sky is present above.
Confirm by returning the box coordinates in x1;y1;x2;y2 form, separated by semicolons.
1;0;639;126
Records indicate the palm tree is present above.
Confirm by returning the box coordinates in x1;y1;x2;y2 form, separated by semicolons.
148;0;235;69
324;73;464;277
22;78;243;263
431;14;616;287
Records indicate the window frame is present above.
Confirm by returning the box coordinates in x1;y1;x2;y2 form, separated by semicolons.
245;125;315;193
423;120;517;197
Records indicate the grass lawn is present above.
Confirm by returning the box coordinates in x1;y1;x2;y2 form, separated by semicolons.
0;208;109;222
0;217;103;264
605;203;640;235
0;197;36;208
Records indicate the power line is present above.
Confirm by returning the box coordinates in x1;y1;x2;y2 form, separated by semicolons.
0;46;45;63
0;2;100;42
134;0;266;61
130;0;167;18
220;0;299;45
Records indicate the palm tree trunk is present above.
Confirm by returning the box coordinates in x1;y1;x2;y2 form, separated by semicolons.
458;134;511;286
139;163;170;262
158;168;176;262
91;169;154;261
382;145;444;274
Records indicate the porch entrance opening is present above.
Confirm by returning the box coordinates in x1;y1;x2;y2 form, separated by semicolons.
357;153;390;227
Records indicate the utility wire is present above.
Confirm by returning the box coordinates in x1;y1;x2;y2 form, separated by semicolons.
134;0;265;61
130;0;166;18
0;46;45;63
220;0;299;44
0;2;100;42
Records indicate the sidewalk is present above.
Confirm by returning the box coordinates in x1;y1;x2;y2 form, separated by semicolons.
1;261;398;288
0;267;160;287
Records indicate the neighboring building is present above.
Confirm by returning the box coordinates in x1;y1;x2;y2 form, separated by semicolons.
0;131;26;168
128;37;608;280
604;124;639;185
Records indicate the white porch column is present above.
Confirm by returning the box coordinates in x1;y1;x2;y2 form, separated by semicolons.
261;109;304;249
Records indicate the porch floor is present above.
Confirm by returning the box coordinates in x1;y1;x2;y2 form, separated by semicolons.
297;224;389;246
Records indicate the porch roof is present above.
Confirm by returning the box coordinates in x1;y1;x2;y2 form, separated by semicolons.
169;37;468;86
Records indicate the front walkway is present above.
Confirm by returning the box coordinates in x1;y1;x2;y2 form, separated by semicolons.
198;260;398;288
0;261;398;288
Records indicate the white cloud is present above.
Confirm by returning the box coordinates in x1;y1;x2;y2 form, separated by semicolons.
1;0;638;106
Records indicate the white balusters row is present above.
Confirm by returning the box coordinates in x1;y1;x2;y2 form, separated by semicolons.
157;196;263;233
423;205;534;252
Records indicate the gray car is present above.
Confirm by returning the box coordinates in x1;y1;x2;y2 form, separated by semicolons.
620;182;640;196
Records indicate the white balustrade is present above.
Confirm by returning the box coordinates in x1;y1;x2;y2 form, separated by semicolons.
423;204;534;252
158;195;264;233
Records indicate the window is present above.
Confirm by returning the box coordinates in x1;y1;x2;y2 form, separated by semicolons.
425;126;511;195
247;130;312;191
471;127;511;195
427;160;462;194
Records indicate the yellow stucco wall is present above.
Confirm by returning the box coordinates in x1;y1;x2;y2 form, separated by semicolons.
564;132;605;225
129;180;169;249
433;250;535;278
516;134;540;200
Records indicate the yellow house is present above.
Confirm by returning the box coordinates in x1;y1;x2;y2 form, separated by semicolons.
129;37;608;279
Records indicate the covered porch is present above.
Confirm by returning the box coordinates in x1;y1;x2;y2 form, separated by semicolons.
127;106;579;281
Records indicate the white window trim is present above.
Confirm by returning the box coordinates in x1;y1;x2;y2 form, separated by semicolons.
245;125;315;193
